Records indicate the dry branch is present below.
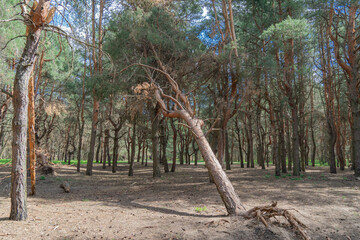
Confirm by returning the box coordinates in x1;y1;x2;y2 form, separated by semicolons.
243;202;310;240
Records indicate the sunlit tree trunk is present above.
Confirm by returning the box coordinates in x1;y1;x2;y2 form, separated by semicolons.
28;76;36;195
10;0;54;221
86;0;102;175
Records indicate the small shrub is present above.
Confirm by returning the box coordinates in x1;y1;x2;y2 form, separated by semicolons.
40;176;46;180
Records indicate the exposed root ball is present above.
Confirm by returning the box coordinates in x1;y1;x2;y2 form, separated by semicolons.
40;165;54;175
243;202;310;240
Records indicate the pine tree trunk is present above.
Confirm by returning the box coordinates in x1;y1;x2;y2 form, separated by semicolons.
129;119;136;176
225;130;231;170
179;110;244;215
95;133;101;163
28;76;36;195
292;107;301;176
170;118;177;172
112;129;120;173
86;0;102;176
151;105;161;177
160;118;169;173
10;0;52;221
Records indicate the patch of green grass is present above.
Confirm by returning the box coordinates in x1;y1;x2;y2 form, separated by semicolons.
194;206;207;213
39;176;46;180
281;175;287;178
0;159;11;164
81;198;90;202
264;174;271;179
287;174;292;176
275;176;281;179
52;160;86;165
343;177;349;181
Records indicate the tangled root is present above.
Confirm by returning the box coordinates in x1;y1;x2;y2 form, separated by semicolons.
243;202;310;240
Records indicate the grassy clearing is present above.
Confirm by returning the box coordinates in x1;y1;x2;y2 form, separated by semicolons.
0;158;343;168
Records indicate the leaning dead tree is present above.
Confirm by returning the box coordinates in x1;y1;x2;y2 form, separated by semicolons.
136;70;311;236
130;61;245;216
10;0;55;221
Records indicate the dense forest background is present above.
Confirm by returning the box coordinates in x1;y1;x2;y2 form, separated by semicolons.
0;0;359;180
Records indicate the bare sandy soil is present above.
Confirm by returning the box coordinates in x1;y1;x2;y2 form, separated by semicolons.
0;162;359;240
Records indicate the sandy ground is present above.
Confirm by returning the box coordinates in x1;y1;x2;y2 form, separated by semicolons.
0;162;359;240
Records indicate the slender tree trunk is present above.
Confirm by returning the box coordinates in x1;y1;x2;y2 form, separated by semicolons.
141;139;146;165
145;141;148;167
151;104;161;177
235;118;244;168
137;135;142;163
160;118;169;173
310;88;316;167
129;118;136;176
292;107;301;176
225;130;231;170
95;132;101;163
170;118;177;172
28;76;36;195
192;139;199;166
112;129;120;173
103;129;110;169
178;128;184;165
278;109;287;174
248;110;254;168
77;48;86;172
102;131;106;169
86;0;102;176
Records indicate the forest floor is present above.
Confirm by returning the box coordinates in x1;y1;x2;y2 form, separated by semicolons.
0;162;359;240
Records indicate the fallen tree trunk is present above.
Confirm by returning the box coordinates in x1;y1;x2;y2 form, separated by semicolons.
132;73;245;215
60;181;70;193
